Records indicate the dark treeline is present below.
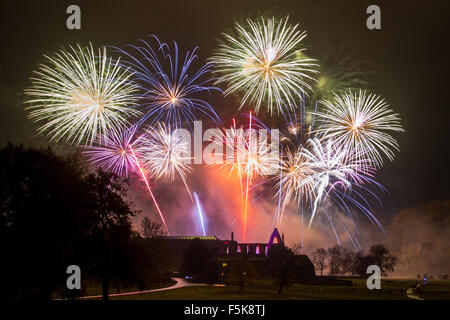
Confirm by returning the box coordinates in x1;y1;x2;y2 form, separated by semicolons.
312;244;397;277
0;143;168;300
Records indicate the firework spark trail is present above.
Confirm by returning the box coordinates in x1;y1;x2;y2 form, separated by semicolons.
128;145;169;234
275;134;384;245
230;113;279;241
275;145;315;224
224;118;247;241
303;138;355;227
242;112;253;242
193;192;206;236
137;123;193;201
301;138;378;228
274;147;283;227
232;118;246;241
83;126;170;233
216;114;279;241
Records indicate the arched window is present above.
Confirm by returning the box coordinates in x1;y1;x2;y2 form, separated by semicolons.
267;228;282;249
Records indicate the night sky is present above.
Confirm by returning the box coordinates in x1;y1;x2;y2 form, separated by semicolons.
1;0;449;222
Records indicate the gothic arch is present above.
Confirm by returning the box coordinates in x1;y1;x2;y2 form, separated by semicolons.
267;228;282;248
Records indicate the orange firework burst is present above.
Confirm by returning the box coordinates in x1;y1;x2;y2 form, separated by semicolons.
219;113;279;241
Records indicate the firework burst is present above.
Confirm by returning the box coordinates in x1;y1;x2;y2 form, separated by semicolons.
301;138;376;227
117;36;221;128
82;124;140;177
211;16;318;115
25;43;140;145
274;146;315;224
224;125;280;179
313;90;404;167
138;122;192;195
217;114;279;241
83;125;170;233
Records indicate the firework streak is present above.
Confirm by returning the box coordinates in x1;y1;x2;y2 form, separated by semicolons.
193;192;207;236
222;113;279;241
137;123;192;200
129;145;169;234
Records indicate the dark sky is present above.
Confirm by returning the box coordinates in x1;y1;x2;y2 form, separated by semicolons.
1;0;449;220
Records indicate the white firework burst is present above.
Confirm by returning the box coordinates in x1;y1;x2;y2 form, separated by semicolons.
137;123;192;192
25;43;140;145
223;125;280;179
313;90;404;167
275;146;316;215
301;138;374;227
210;16;318;115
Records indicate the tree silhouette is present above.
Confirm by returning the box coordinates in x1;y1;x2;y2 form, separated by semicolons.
327;246;343;276
351;251;374;277
341;248;356;275
368;244;397;276
312;248;327;276
0;144;91;300
267;245;298;294
84;169;139;300
347;245;397;277
139;216;165;239
0;144;142;300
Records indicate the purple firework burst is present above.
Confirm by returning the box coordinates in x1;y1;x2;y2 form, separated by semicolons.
83;124;142;177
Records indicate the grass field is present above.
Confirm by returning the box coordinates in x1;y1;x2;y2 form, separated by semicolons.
110;279;450;300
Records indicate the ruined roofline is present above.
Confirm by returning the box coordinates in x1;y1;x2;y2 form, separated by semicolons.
160;236;220;240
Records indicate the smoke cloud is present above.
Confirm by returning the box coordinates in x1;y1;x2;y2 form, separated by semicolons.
127;166;379;247
385;201;450;277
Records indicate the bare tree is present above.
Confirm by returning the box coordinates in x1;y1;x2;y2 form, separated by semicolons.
369;244;397;276
312;248;327;276
139;216;165;239
327;246;343;276
291;243;303;255
341;248;356;275
351;251;374;277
